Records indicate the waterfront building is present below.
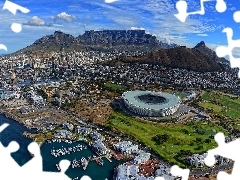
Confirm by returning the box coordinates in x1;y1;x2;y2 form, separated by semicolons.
76;126;92;135
90;131;105;141
91;140;110;155
113;141;138;154
54;129;73;139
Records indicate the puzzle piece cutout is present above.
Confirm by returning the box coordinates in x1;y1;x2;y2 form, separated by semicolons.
0;123;92;180
215;28;240;78
233;11;240;23
205;132;240;180
2;0;30;33
170;165;190;180
174;0;227;22
105;0;118;3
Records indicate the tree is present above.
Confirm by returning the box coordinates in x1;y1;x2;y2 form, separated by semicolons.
152;134;169;145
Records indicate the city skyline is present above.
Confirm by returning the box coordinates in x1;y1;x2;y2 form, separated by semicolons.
0;0;239;57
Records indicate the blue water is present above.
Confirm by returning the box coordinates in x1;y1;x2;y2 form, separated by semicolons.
0;114;122;179
41;141;122;179
0;114;34;166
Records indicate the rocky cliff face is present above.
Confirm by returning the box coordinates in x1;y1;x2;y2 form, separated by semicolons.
77;30;159;47
14;30;161;54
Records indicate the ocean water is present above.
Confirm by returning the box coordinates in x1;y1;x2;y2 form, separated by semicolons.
0;114;122;179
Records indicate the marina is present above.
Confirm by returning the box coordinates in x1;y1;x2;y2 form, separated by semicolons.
51;144;87;157
41;140;123;180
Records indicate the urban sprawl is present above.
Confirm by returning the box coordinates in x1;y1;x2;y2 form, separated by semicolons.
0;49;239;180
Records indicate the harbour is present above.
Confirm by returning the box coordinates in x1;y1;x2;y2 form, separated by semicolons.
0;114;123;180
41;140;123;180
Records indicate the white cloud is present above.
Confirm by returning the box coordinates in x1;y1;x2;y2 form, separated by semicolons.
130;27;145;30
197;33;209;36
53;12;77;22
25;16;45;26
105;0;118;3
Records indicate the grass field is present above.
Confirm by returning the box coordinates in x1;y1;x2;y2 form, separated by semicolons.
175;92;187;99
199;91;240;119
104;82;126;92
106;111;228;167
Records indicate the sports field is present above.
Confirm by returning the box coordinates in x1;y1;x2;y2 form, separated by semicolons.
106;111;228;167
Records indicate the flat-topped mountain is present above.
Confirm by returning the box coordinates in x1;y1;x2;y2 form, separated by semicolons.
78;30;159;46
13;30;162;54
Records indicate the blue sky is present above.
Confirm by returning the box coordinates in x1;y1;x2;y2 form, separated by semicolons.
0;0;239;56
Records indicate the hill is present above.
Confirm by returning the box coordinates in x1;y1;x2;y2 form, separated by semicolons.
105;45;225;72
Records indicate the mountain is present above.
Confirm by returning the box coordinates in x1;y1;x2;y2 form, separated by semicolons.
159;41;179;49
78;30;160;48
192;41;231;70
13;30;162;55
105;45;224;72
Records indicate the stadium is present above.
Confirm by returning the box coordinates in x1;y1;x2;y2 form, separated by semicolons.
122;90;181;117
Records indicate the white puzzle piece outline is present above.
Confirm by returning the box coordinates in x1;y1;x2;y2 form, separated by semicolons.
205;132;240;180
174;0;227;22
0;123;91;180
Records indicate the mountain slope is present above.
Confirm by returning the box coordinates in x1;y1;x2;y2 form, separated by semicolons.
106;46;224;72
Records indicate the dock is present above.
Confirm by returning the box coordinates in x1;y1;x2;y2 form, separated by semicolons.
105;155;112;162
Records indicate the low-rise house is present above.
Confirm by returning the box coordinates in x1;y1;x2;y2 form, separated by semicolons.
134;153;151;164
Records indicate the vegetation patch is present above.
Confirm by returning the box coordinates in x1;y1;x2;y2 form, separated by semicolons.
175;92;187;99
104;82;126;93
106;111;228;167
199;91;240;119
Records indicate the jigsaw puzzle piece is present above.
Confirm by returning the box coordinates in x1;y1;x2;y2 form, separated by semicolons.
20;142;42;173
217;171;233;180
154;177;165;180
215;0;227;13
80;175;92;180
0;123;9;132
40;160;71;180
174;0;188;22
216;28;240;77
170;165;190;180
233;11;240;23
0;141;22;179
175;0;226;22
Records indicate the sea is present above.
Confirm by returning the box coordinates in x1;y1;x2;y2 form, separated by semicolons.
0;114;122;180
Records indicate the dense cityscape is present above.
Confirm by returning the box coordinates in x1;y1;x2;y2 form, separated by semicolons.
0;27;239;180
